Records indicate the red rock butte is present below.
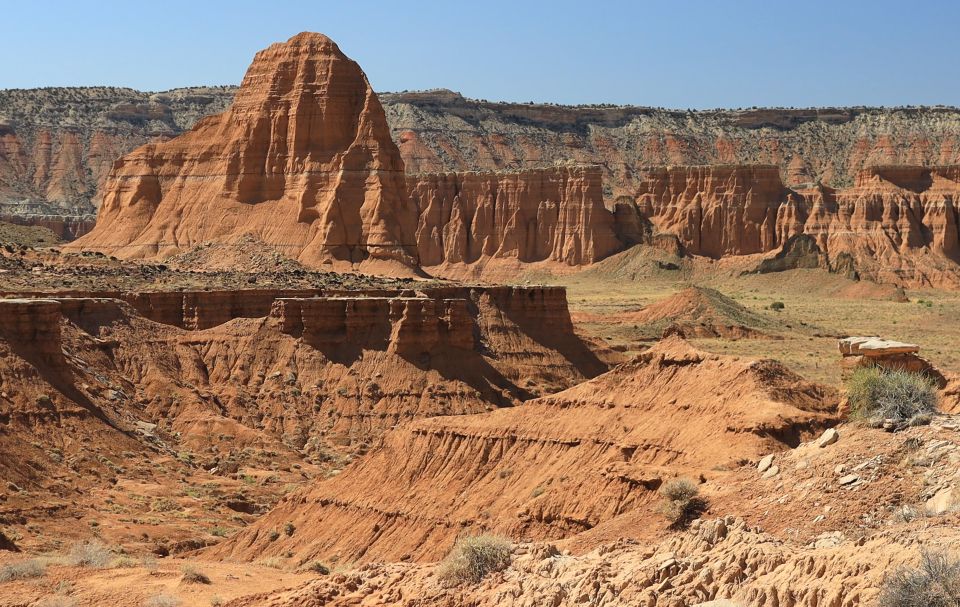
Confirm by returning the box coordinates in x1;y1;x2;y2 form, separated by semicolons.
69;33;420;273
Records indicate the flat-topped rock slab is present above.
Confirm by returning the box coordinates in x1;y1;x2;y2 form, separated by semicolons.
838;336;920;357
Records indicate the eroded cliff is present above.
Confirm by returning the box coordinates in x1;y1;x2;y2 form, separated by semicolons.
66;34;419;272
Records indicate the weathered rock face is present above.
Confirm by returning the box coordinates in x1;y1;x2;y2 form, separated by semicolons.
408;166;621;271
208;336;835;565
631;165;787;258
272;296;474;354
68;33;419;272
621;164;960;288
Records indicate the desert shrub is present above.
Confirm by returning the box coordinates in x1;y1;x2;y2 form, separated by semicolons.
306;561;330;575
769;301;785;311
283;522;296;536
657;478;707;527
66;540;113;568
35;597;77;607
0;558;46;581
438;534;512;585
847;367;938;426
143;595;181;607
181;565;211;584
878;550;960;607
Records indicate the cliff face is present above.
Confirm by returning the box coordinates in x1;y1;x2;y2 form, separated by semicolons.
622;164;960;287
408;165;620;272
0;87;236;219
4;86;960;233
383;92;960;197
67;33;419;272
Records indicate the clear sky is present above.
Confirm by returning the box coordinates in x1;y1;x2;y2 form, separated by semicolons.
4;0;959;108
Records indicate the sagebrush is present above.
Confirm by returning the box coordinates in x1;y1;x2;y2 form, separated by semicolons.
878;550;960;607
658;477;706;527
847;367;937;426
438;534;512;585
0;558;45;581
66;540;113;568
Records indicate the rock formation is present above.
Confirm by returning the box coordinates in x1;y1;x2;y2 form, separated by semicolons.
68;33;419;272
619;164;960;288
838;336;946;386
409;165;620;275
209;335;835;564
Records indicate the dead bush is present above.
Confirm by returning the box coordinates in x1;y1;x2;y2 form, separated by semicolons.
657;477;707;527
878;550;960;607
0;558;45;581
66;540;112;568
438;534;511;585
181;565;211;584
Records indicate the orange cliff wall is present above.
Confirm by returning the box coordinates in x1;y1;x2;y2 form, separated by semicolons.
620;164;960;288
408;165;621;270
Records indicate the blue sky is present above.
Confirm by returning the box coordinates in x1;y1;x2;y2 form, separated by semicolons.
3;0;958;108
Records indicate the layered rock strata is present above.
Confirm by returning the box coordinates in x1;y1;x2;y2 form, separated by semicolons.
67;33;419;272
209;336;835;564
409;166;620;271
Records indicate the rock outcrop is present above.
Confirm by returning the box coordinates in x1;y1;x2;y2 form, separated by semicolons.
209;335;835;564
838;336;945;385
619;164;960;288
409;166;620;274
67;33;419;272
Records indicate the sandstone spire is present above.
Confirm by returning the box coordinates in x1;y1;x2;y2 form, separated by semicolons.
70;32;419;272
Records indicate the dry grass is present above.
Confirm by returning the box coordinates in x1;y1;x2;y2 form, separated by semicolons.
143;595;181;607
181;564;211;584
438;534;512;585
0;558;45;581
847;367;938;426
879;550;960;607
657;478;707;527
66;540;113;568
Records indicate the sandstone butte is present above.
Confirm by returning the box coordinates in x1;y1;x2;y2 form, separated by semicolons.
68;33;421;274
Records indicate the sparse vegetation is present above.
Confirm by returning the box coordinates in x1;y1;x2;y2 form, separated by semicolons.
438;534;512;585
878;550;960;607
144;595;181;607
769;301;785;311
657;477;707;527
35;597;77;607
846;367;938;426
66;540;113;568
0;558;46;581
181;565;211;584
307;561;330;575
283;522;296;536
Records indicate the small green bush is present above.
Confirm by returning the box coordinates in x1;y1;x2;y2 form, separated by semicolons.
847;367;938;426
878;550;960;607
657;478;707;527
438;534;512;585
0;558;46;581
769;301;785;311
